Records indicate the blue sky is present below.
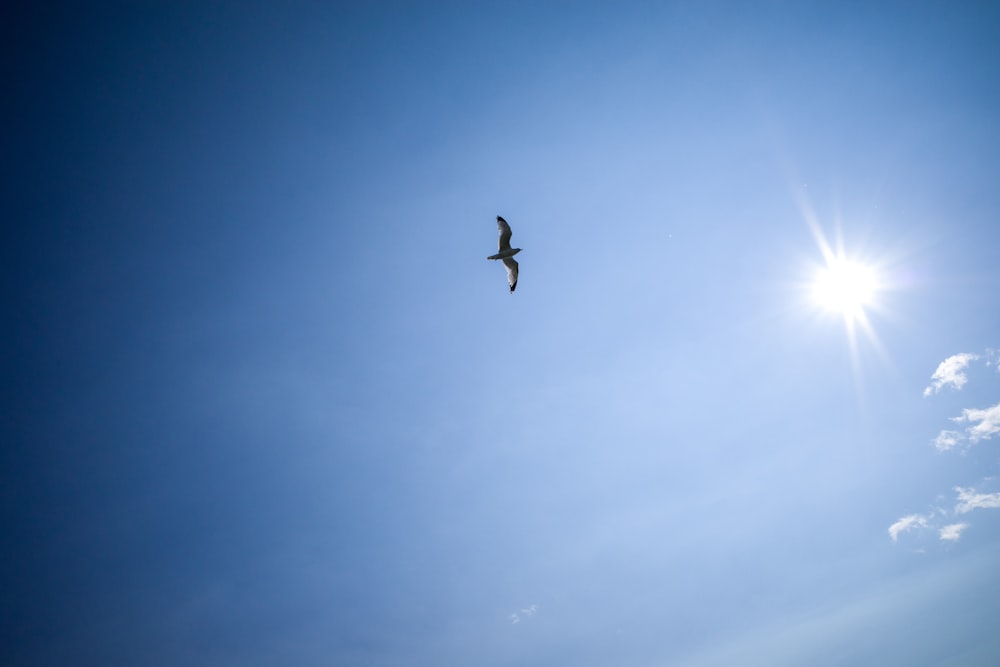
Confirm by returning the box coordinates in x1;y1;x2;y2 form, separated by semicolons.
3;2;1000;665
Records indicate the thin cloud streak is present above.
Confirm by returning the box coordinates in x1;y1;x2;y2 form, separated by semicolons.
954;487;1000;514
951;402;1000;444
932;402;1000;451
508;604;538;625
888;514;929;542
923;353;978;396
987;348;1000;371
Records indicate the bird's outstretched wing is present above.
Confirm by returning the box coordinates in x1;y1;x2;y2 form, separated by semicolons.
502;257;518;293
497;215;513;252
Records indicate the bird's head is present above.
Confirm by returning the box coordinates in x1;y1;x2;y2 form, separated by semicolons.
511;248;522;255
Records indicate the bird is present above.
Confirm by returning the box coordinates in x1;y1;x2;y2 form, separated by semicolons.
487;215;521;293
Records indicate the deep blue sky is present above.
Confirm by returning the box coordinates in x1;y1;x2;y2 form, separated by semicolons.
3;2;1000;665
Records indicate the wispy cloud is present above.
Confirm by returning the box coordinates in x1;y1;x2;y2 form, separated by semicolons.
508;604;538;625
890;485;1000;545
894;350;1000;548
933;430;962;452
954;486;1000;514
923;352;978;396
938;523;968;541
888;514;929;542
987;348;1000;372
931;402;1000;451
951;402;1000;443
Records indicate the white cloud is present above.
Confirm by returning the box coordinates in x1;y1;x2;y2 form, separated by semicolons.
933;430;962;452
951;402;1000;443
888;514;929;542
509;603;537;624
923;353;978;396
954;486;1000;514
938;523;969;541
934;402;1000;451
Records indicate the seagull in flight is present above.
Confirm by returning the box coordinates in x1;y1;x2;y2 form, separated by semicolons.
488;215;521;293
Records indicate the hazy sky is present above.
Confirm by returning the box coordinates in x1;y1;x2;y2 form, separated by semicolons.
4;2;1000;665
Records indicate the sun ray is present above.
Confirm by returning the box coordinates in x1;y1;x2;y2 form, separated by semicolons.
793;192;895;393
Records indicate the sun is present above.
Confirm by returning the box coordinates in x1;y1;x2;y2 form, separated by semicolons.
804;244;889;384
812;256;879;319
794;194;895;382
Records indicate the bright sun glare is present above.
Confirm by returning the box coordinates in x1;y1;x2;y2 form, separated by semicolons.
799;206;891;373
812;257;878;318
